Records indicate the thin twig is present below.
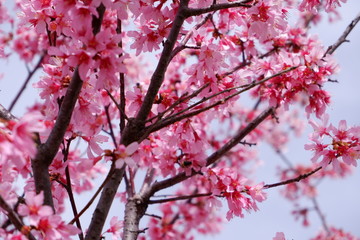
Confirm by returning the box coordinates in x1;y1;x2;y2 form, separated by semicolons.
9;54;45;112
311;197;330;235
146;107;275;196
105;105;118;148
263;166;322;189
273;149;330;233
325;12;360;56
148;67;296;134
62;137;84;240
106;89;129;122
146;83;210;124
148;192;212;204
144;213;162;219
117;19;126;134
69;166;116;225
0;195;37;240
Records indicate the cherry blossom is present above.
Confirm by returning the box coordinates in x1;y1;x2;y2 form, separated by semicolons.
311;226;360;240
18;192;53;225
112;142;139;169
105;216;124;240
305;118;360;173
273;232;286;240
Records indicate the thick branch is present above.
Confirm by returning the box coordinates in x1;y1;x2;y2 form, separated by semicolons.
86;2;191;238
117;19;126;133
134;1;189;124
85;166;125;240
31;67;83;208
31;4;105;208
123;196;149;240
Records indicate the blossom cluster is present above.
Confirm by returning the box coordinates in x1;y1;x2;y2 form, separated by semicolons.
203;167;267;220
305;115;360;174
14;192;78;240
0;112;44;181
274;226;360;240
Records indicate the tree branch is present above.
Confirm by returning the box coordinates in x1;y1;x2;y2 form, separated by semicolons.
148;192;212;204
31;4;105;209
147;67;296;135
117;19;126;134
184;0;253;17
0;196;36;240
263;166;322;189
0;103;16;120
86;2;192;239
134;1;189;124
8;54;45;112
311;197;330;234
170;13;213;60
147;106;275;196
31;66;84;208
69;167;120;227
62;137;84;240
325;12;360;56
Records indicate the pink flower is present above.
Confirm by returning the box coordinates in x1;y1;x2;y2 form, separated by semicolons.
82;134;108;159
114;142;139;169
308;114;330;138
247;182;267;202
18;192;53;225
305;118;360;174
106;216;124;240
273;232;286;240
11;111;45;158
311;226;359;240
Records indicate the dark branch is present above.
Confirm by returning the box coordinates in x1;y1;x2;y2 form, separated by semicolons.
170;13;213;59
325;12;360;56
117;19;126;134
184;0;253;17
0;104;16;120
148;67;296;134
147;107;275;196
311;197;330;234
31;4;106;209
148;192;212;204
263;166;322;189
134;2;188;124
9;54;45;112
0;195;36;240
63;137;84;240
70;166;118;226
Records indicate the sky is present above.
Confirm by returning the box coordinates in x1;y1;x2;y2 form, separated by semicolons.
0;1;360;240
